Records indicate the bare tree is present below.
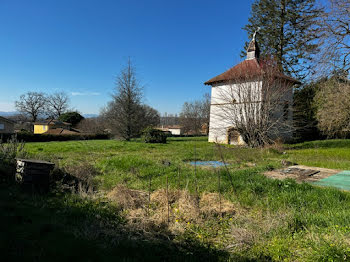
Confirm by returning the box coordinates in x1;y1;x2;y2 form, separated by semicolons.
102;59;159;140
15;92;46;122
179;93;210;135
103;59;143;140
76;117;106;134
200;93;211;134
160;113;180;126
180;102;201;134
313;77;350;138
46;92;70;118
316;0;350;76
139;105;160;128
210;60;297;147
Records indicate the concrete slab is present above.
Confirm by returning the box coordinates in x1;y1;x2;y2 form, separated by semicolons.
264;165;340;183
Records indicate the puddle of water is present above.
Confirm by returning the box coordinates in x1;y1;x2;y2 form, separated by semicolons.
189;161;227;168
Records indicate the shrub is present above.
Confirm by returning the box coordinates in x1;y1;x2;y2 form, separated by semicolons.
0;135;26;163
313;77;350;138
50;163;100;194
142;127;167;143
0;135;27;182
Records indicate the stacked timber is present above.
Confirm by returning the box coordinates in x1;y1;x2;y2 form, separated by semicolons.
16;158;55;192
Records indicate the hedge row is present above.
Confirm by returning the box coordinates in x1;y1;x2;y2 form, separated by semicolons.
0;132;110;142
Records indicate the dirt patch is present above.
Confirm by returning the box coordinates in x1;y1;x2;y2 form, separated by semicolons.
264;165;340;182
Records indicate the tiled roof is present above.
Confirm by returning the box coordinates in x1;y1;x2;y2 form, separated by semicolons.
44;128;80;135
204;58;300;86
167;125;183;129
0;116;15;124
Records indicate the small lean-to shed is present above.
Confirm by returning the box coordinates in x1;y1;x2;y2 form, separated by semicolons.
0;116;15;134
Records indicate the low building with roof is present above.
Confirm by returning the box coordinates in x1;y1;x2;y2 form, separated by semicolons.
0;116;15;134
156;125;184;136
44;127;80;135
33;119;72;134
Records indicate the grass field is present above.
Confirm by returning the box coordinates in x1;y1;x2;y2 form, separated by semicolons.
286;139;350;170
24;137;281;191
2;137;350;261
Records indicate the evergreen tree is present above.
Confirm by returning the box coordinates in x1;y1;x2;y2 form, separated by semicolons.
58;111;84;126
242;0;323;79
293;82;321;141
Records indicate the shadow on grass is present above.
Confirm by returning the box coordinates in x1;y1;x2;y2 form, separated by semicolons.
0;183;229;262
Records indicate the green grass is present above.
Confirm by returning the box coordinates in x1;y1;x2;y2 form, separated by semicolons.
285;139;350;169
4;137;350;261
24;137;281;191
24;137;350;191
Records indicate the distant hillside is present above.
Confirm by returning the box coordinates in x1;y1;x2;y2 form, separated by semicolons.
0;111;18;117
0;112;98;119
83;114;98;118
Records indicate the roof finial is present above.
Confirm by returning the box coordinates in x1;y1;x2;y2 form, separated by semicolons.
252;27;261;41
246;28;261;60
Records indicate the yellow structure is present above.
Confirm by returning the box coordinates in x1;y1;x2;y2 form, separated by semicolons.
33;120;71;134
34;124;49;134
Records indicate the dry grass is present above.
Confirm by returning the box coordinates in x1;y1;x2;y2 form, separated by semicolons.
107;184;148;209
264;138;286;154
106;185;238;239
200;193;235;218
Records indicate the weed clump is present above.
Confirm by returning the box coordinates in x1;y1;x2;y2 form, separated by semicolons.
107;185;236;234
0;135;26;182
200;193;235;218
51;163;100;194
107;185;148;209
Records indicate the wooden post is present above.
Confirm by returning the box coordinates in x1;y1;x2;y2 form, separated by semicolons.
177;166;181;199
194;145;199;203
218;169;222;217
161;160;171;224
148;174;152;216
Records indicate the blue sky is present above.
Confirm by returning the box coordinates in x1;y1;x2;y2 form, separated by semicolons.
0;0;254;115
